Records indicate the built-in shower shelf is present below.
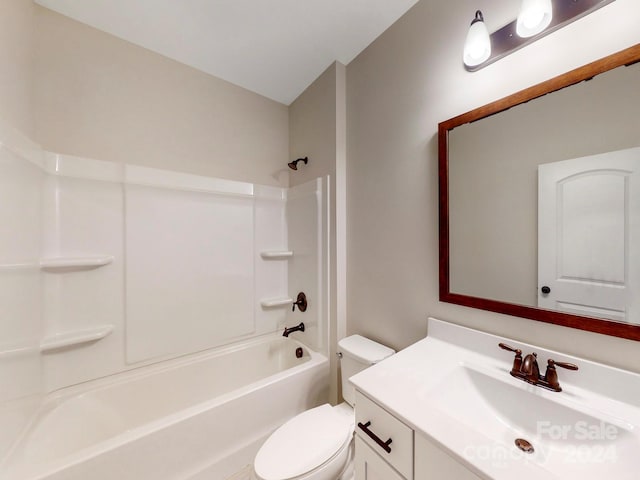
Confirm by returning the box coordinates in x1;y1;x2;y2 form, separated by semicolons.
260;297;294;308
40;255;114;271
260;251;293;260
0;262;40;271
40;325;114;353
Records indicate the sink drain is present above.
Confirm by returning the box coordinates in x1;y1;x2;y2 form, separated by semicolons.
515;438;534;454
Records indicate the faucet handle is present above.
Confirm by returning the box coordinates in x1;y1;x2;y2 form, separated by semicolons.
292;292;307;312
548;359;579;370
544;359;578;392
499;343;522;355
498;343;523;374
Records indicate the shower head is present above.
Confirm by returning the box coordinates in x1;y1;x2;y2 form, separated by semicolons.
288;157;308;171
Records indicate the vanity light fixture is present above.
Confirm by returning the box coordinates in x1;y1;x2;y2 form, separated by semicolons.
463;0;616;71
463;11;491;67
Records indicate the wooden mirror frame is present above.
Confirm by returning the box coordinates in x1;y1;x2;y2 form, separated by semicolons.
438;44;640;341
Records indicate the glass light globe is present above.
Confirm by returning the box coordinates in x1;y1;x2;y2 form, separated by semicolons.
463;11;491;67
516;0;553;38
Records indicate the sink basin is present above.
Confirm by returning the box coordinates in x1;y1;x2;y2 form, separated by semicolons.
430;365;639;478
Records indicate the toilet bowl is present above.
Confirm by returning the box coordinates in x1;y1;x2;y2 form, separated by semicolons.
253;403;354;480
252;335;394;480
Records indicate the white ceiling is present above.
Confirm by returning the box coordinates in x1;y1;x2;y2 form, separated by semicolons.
34;0;420;105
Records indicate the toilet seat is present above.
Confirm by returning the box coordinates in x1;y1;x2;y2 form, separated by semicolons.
254;404;354;480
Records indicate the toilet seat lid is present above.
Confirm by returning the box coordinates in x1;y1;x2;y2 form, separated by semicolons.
254;404;353;480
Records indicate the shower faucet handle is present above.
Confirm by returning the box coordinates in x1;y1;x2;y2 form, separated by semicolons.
292;292;307;312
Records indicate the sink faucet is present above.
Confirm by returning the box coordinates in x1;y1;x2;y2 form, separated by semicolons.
499;343;578;392
522;352;540;383
283;322;305;337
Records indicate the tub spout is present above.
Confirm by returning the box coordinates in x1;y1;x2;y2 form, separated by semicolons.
283;322;305;337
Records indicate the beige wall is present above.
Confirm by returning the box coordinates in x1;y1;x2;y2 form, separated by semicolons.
0;0;35;136
346;0;640;371
34;7;289;187
289;62;347;403
289;63;338;186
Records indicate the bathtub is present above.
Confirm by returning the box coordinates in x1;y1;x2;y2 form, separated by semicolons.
1;335;329;480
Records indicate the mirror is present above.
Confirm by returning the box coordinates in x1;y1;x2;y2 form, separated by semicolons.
439;44;640;341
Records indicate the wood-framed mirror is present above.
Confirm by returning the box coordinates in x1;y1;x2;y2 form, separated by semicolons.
439;44;640;341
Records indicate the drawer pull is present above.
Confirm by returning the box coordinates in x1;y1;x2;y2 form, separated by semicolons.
358;421;393;453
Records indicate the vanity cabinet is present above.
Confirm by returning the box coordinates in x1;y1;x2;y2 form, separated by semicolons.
355;436;405;480
354;390;481;480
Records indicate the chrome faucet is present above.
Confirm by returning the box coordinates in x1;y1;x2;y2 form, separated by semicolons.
499;343;578;392
283;322;305;337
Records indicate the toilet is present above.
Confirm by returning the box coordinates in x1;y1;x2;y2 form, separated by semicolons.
253;335;394;480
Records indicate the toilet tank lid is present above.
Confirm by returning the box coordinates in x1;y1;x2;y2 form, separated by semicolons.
338;335;394;364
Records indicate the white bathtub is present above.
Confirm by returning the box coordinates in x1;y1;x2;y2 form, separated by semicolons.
1;335;329;480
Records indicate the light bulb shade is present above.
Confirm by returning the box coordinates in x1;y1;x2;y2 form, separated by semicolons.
463;11;491;67
516;0;553;38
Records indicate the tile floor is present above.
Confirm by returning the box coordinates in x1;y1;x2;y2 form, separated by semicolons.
226;465;252;480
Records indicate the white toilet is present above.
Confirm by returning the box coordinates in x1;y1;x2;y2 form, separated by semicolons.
253;335;394;480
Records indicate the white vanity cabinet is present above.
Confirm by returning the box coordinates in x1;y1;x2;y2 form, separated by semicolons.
354;390;482;480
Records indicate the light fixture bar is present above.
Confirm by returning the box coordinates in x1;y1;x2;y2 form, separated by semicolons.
466;0;616;72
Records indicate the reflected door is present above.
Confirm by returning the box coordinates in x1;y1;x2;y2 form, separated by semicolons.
538;147;640;323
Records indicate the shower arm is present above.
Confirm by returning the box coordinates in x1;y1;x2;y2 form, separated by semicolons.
287;157;309;170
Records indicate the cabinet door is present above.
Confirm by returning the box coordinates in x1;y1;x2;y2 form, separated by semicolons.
355;436;405;480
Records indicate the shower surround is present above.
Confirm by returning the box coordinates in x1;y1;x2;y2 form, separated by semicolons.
0;123;329;477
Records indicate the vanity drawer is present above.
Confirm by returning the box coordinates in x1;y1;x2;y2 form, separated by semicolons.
355;390;413;479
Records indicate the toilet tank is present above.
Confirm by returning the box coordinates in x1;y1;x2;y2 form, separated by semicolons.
338;335;394;407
